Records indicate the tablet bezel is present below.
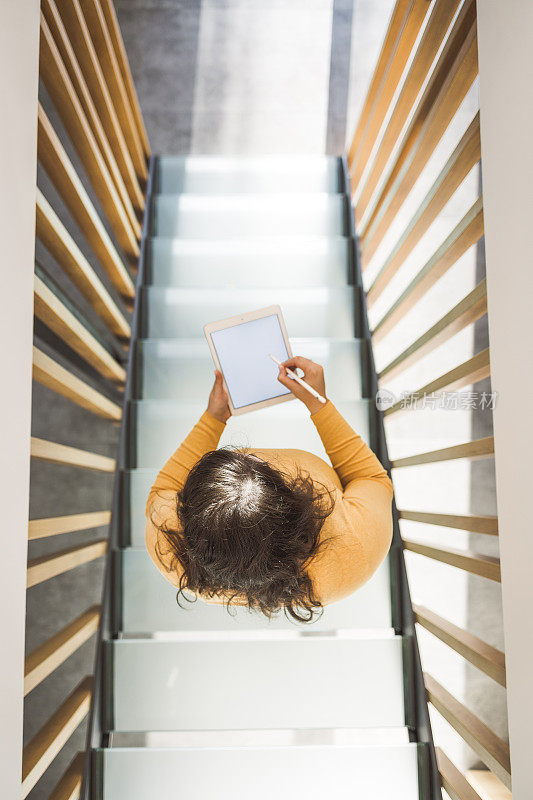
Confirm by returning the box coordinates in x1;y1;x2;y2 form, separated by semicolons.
204;304;294;416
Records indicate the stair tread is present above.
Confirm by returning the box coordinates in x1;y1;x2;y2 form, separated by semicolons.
147;235;352;288
119;548;391;629
143;286;360;339
98;742;419;799
107;635;405;732
136;337;367;401
156;155;341;195
152;194;346;237
133;399;372;468
109;726;410;747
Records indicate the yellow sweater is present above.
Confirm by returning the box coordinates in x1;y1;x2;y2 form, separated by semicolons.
145;401;393;605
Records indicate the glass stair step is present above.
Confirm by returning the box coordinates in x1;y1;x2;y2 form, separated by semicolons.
132;399;372;469
143;287;360;339
146;236;352;287
136;338;368;401
109;726;410;747
118;548;392;630
97;742;420;799
156;155;341;194
106;634;405;731
151;193;346;237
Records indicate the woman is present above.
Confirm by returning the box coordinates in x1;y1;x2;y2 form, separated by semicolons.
145;357;393;622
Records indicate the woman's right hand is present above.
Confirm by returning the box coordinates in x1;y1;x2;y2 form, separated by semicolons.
277;356;327;415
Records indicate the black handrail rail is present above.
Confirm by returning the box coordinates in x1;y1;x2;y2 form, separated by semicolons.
81;156;155;800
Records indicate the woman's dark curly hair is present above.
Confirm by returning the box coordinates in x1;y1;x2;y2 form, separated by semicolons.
153;448;335;623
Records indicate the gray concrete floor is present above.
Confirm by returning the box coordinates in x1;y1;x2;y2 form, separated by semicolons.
26;1;502;795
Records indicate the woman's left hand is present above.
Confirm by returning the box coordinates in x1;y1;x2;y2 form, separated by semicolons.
207;370;231;422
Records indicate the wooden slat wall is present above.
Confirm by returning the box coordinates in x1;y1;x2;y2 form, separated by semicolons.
403;540;501;582
437;749;484;800
379;280;487;380
24;606;101;695
56;0;144;211
360;0;479;261
37;105;135;298
99;0;151;158
27;2;147;794
345;1;504;790
22;677;93;798
41;0;141;238
373;197;484;342
36;190;130;338
80;0;147;180
398;509;498;535
27;540;108;588
348;0;429;187
30;437;116;471
33;274;126;382
29;510;111;540
32;346;122;419
426;674;511;789
385;349;491;417
414;604;506;686
391;436;495;468
39;13;139;258
49;752;85;800
366;113;481;293
354;0;463;213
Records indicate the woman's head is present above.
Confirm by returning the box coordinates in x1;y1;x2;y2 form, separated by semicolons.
154;449;334;622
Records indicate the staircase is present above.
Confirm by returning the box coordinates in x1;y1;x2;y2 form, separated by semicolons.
95;156;424;798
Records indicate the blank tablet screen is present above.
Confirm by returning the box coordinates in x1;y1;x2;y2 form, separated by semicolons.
211;314;291;409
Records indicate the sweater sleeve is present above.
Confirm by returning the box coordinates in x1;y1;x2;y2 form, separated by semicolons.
146;410;226;515
310;401;393;493
310;401;394;592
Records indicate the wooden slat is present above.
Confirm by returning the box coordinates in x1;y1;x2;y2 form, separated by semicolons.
348;0;429;184
33;274;126;383
49;752;85;800
366;112;481;289
36;191;130;338
24;606;100;695
39;14;139;258
466;770;512;800
348;0;411;168
360;0;478;262
99;0;150;158
399;509;498;535
37;105;134;298
426;674;511;789
30;437;116;472
437;749;484;800
385;348;491;416
354;0;462;209
80;0;147;180
372;197;484;342
29;510;111;540
27;540;108;588
55;0;144;211
41;0;141;237
379;280;487;380
403;539;501;581
21;676;92;797
33;347;122;419
414;604;506;685
392;436;494;468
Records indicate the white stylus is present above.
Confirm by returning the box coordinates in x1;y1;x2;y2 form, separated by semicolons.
269;354;327;404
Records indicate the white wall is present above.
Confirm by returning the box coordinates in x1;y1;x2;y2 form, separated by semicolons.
0;1;40;796
476;3;533;797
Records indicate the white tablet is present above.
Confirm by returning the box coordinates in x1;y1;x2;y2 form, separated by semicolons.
204;305;294;415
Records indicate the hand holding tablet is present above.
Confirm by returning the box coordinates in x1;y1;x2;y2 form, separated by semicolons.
204;305;327;416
